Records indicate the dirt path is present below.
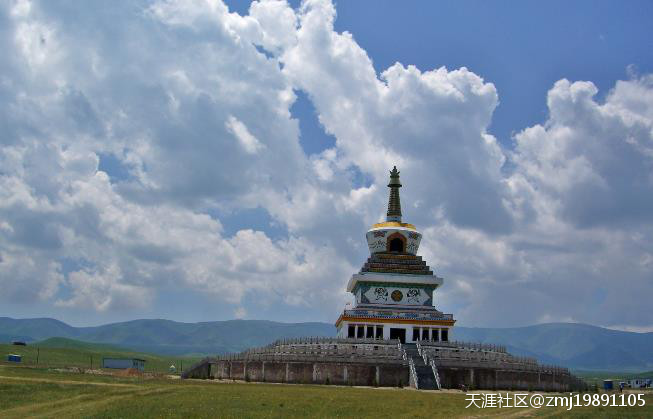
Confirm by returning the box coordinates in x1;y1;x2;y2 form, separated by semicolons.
0;374;141;387
0;385;172;418
498;407;540;417
0;393;119;418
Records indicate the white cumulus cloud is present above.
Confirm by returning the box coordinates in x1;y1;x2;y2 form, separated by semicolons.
0;0;652;331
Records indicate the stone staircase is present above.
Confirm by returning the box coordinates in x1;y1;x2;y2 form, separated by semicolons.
404;343;438;390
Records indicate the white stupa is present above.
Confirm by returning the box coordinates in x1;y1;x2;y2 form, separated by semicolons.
336;167;455;343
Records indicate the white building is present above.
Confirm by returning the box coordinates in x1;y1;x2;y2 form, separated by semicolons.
627;378;650;388
336;167;455;343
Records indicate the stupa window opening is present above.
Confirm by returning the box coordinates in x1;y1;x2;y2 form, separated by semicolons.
389;328;406;343
366;326;374;338
441;329;449;342
356;325;364;338
387;232;406;252
421;328;429;340
375;326;383;339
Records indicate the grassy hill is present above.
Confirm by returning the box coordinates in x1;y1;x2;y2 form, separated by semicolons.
454;323;653;372
0;317;336;355
2;317;652;371
36;337;127;351
0;337;200;373
0;317;79;341
77;319;337;355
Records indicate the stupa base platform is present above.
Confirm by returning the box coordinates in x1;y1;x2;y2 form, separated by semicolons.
182;337;586;391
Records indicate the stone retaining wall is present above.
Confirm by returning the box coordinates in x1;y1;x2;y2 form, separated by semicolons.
183;359;582;391
185;359;409;387
437;367;574;392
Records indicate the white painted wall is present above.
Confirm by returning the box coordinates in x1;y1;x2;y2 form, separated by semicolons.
366;227;422;255
338;320;451;343
359;285;430;306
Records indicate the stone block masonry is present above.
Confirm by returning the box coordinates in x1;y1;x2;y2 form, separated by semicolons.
183;357;581;391
201;360;409;387
183;339;585;392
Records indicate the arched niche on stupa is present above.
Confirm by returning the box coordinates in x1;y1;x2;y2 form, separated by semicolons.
386;232;406;253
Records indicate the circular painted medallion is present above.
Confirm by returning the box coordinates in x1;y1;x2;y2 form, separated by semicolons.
391;290;403;302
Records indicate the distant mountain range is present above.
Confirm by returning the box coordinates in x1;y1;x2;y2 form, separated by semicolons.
0;317;334;356
453;323;653;372
1;317;651;371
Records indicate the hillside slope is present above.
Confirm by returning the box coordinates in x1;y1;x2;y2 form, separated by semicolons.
0;317;335;355
0;337;199;373
455;323;653;371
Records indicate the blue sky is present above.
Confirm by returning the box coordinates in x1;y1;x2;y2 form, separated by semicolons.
1;0;653;331
333;1;653;144
231;0;653;150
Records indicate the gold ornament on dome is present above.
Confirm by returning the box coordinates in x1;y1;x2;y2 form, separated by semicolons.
372;221;416;230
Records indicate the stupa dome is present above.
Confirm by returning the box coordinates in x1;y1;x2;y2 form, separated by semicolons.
365;166;422;255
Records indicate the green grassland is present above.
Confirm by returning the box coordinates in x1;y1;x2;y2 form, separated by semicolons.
0;365;652;418
1;338;651;417
1;337;201;374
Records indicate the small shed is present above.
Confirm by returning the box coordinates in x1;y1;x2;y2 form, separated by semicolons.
603;379;614;390
7;354;22;363
102;358;146;371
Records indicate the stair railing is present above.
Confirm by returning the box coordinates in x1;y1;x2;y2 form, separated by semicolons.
418;342;441;390
429;358;441;390
408;357;419;390
416;341;428;365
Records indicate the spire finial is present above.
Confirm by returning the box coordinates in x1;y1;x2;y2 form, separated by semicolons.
386;166;402;221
